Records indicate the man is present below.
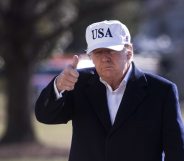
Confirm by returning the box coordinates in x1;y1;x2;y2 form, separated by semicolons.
35;20;184;161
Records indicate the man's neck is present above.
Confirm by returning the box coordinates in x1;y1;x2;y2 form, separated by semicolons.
100;63;132;90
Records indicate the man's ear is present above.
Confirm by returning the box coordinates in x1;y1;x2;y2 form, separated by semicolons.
126;50;132;60
125;44;133;60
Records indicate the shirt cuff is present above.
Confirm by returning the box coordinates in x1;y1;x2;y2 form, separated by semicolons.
53;77;65;99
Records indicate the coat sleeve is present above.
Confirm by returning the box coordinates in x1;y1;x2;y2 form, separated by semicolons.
34;78;73;124
163;83;184;161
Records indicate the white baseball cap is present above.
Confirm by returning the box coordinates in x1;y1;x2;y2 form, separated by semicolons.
85;20;131;54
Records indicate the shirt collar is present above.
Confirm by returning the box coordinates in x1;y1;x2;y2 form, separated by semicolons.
100;63;132;92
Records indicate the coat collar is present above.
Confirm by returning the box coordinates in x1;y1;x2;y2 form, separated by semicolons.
84;62;148;133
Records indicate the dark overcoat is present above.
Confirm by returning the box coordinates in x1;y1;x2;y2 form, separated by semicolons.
35;63;184;161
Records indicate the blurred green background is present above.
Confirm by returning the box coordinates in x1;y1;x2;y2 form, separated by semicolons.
0;0;184;160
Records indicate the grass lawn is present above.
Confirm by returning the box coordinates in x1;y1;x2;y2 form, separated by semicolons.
0;89;72;161
33;118;72;149
0;158;68;161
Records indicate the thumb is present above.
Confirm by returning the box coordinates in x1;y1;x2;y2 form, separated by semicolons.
71;55;79;69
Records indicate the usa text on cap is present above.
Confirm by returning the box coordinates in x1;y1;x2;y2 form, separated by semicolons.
85;20;131;54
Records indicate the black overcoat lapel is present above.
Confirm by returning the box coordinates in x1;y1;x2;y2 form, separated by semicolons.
85;73;112;132
110;64;148;134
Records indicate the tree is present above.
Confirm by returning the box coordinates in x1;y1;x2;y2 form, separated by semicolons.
0;0;72;144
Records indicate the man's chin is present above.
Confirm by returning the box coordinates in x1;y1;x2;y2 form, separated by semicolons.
101;72;113;79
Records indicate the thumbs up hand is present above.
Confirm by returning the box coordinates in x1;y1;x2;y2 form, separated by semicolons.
56;55;79;92
70;54;79;69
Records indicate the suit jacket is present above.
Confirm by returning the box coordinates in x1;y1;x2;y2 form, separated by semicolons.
35;63;184;161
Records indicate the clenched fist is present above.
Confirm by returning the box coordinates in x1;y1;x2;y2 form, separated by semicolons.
56;55;79;92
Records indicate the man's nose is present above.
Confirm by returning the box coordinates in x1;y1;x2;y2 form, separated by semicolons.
101;52;111;62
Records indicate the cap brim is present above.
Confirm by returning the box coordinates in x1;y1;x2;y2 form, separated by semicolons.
86;43;125;54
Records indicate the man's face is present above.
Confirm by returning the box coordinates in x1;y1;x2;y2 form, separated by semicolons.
90;48;132;82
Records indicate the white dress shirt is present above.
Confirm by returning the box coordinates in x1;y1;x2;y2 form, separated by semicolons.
54;77;64;99
100;64;132;124
54;64;132;124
